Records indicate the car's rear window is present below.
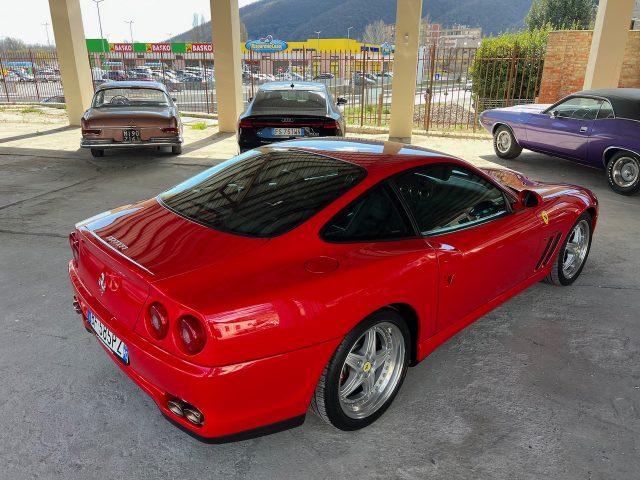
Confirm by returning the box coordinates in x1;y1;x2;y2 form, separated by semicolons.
93;88;168;107
252;89;327;113
158;150;366;237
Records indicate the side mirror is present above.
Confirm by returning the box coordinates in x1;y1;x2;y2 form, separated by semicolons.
549;109;558;118
248;96;253;102
517;189;543;208
337;97;347;105
172;97;177;101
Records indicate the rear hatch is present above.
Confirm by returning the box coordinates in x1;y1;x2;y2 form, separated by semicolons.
75;199;268;328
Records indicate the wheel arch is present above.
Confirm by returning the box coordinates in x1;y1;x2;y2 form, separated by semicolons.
492;122;521;146
602;146;640;168
385;303;420;366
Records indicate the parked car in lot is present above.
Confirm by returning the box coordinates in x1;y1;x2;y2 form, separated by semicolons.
352;72;377;86
80;81;183;157
313;72;335;80
237;81;347;151
103;70;127;82
68;138;597;441
480;88;640;195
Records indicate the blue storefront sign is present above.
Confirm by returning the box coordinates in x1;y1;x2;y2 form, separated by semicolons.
245;35;288;53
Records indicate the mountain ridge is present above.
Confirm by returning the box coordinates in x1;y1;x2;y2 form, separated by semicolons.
170;0;533;43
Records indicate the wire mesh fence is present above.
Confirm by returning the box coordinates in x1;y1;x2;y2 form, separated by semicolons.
1;46;545;133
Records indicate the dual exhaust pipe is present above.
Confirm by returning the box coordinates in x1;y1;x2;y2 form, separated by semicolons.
167;398;204;426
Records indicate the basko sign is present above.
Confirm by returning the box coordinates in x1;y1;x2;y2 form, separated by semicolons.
146;43;171;53
109;43;133;52
245;35;288;53
187;43;213;53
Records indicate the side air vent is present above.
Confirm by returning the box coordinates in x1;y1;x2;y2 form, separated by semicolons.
536;232;562;270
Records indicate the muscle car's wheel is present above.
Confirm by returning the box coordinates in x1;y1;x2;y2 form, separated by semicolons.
171;145;182;155
90;148;104;158
493;125;522;160
545;212;592;286
607;152;640;195
311;310;409;430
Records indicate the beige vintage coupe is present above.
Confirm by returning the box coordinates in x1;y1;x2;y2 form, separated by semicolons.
81;81;183;158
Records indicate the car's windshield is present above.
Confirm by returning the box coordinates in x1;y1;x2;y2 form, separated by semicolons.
252;89;327;114
159;150;366;237
92;88;168;108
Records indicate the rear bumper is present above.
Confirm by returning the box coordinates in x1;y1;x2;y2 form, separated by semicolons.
68;260;336;441
81;136;182;149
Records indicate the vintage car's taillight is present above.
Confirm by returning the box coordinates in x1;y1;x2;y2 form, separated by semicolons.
176;315;207;355
147;302;169;340
161;127;179;134
81;128;101;135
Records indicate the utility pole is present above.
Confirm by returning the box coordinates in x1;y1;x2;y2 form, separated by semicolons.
315;30;322;52
42;22;51;47
92;0;106;51
347;26;353;50
124;20;134;44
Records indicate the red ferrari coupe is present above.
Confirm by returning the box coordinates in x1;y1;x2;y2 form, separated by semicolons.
68;139;598;441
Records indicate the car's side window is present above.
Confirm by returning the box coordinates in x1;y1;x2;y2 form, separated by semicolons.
322;182;414;242
553;97;603;120
596;100;615;119
391;164;509;236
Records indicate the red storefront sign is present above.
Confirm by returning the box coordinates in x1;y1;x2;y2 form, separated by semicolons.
147;43;172;53
109;43;133;53
187;43;213;53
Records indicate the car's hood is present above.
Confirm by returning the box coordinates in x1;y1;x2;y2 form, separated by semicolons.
84;106;175;125
78;199;269;280
491;104;551;114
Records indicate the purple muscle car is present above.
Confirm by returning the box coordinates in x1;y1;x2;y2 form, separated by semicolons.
479;88;640;195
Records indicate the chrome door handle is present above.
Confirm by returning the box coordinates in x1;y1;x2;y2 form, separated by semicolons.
579;126;588;133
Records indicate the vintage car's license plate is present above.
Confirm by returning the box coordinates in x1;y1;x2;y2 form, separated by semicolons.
88;310;129;364
122;129;141;142
273;127;303;137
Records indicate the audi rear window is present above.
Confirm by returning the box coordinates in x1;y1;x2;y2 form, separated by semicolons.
252;89;327;113
159;150;366;237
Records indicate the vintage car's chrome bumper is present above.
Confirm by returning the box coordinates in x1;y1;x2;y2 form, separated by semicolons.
81;136;182;148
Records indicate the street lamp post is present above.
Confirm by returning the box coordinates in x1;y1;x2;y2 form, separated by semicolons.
42;22;51;47
124;20;135;44
92;0;106;52
346;26;353;51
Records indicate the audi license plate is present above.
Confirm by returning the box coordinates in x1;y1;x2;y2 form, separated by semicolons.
273;127;303;137
88;310;129;364
122;129;141;142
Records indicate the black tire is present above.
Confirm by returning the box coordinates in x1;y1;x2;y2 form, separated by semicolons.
171;145;182;155
90;148;104;158
545;212;593;286
493;125;522;160
310;309;410;431
606;151;640;196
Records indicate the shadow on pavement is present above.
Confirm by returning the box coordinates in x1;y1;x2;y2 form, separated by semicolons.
0;125;78;144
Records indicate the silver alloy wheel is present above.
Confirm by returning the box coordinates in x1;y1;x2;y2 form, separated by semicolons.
338;322;405;419
611;156;639;188
496;130;512;153
562;219;590;279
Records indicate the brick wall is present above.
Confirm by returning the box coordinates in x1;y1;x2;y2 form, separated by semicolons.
538;30;640;103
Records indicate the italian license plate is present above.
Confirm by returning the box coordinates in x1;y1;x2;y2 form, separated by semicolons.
273;127;303;137
123;129;141;142
88;310;129;364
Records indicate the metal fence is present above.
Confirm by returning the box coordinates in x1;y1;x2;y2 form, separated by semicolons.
2;47;545;133
0;50;65;103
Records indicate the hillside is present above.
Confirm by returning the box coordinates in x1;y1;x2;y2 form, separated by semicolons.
170;0;533;43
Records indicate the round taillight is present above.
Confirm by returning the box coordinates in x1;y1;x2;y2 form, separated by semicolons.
147;303;169;340
176;315;206;355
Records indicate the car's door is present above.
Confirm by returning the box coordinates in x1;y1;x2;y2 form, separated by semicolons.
391;164;546;332
525;96;603;162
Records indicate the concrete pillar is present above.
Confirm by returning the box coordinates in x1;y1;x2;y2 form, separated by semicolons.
388;0;422;143
583;0;635;89
48;0;94;126
210;0;244;132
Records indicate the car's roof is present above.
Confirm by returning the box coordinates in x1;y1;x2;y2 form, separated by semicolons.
572;88;640;121
259;81;326;92
96;81;167;92
267;138;455;174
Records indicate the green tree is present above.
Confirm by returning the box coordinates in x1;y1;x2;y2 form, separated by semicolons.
525;0;596;30
470;29;549;112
